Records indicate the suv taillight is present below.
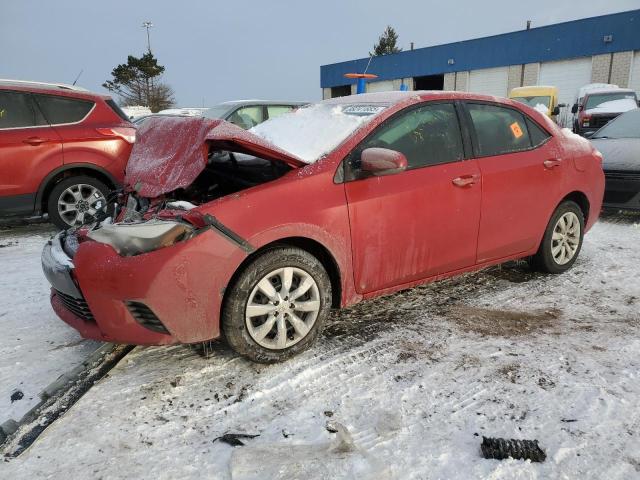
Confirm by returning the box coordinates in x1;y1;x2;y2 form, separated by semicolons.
96;127;136;144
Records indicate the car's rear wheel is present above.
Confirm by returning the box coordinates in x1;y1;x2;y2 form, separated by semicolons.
531;201;584;274
47;176;110;229
222;246;332;363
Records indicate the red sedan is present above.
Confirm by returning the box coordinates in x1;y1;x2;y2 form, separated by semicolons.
42;92;604;362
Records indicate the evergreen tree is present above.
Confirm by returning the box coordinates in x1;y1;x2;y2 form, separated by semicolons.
103;52;175;112
371;26;402;56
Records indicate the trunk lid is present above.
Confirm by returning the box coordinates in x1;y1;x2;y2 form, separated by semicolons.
125;116;306;198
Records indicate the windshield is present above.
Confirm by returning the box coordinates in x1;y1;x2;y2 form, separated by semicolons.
202;105;234;119
585;92;637;110
250;103;387;163
592;108;640;139
512;96;551;108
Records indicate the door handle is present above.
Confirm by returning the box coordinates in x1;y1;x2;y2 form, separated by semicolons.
23;136;48;146
452;174;480;188
543;159;561;169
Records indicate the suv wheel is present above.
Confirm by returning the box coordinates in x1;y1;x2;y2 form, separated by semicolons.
47;176;110;229
531;201;584;274
222;247;332;363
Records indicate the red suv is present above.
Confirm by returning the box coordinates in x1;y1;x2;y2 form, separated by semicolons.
0;80;135;228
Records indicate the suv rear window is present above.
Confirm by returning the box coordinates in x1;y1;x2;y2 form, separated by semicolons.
105;99;131;122
33;94;94;125
0;91;46;129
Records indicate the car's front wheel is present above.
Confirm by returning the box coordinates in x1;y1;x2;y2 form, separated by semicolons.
47;176;110;229
531;200;584;274
222;246;332;363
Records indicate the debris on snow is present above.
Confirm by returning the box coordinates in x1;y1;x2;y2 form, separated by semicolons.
230;422;387;480
213;433;260;447
481;436;546;462
10;390;24;403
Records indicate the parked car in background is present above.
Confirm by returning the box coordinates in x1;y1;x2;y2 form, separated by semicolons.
509;85;565;123
202;100;307;129
0;79;136;228
571;84;638;136
589;108;640;211
42;91;604;363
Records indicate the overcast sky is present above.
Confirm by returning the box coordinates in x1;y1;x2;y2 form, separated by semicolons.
2;1;638;106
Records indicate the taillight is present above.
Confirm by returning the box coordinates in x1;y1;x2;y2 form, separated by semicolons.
96;127;136;144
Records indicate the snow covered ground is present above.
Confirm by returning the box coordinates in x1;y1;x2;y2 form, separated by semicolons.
2;215;640;479
0;222;99;422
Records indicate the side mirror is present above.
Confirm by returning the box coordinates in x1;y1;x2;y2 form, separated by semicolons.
571;104;578;114
361;148;408;176
558;103;566;108
552;106;561;116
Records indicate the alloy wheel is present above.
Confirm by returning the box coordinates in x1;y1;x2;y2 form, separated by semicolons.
551;212;581;265
57;184;106;227
245;267;321;350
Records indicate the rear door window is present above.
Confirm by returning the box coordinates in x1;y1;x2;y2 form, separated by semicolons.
0;91;45;129
33;94;94;125
467;103;532;156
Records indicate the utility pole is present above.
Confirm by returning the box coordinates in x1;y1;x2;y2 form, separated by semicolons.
142;21;153;53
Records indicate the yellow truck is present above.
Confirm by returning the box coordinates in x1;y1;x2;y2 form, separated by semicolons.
508;86;565;122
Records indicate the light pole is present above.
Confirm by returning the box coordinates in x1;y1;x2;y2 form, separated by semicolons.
142;21;153;53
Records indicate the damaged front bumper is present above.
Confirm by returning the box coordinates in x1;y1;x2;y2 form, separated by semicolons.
42;226;249;345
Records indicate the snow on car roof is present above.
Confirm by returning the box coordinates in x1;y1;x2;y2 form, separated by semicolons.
323;91;421;105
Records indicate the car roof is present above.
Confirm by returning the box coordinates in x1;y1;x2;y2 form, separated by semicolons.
217;100;308;106
321;90;524;106
509;86;558;96
0;78;110;100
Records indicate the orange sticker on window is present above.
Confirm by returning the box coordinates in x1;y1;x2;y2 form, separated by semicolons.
510;122;523;138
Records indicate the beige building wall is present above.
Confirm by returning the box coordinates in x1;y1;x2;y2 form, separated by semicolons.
507;65;523;93
522;63;540;86
591;54;611;83
455;71;469;91
610;51;633;87
443;73;456;90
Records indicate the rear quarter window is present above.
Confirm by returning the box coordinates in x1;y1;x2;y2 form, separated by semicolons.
526;118;551;147
105;99;131;122
33;94;94;125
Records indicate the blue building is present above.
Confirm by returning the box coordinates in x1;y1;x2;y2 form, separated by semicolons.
320;9;640;111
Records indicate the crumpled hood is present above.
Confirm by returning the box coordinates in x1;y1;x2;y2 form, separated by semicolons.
590;138;640;171
125;116;306;198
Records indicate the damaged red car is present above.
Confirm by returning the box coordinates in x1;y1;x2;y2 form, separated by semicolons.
42;92;604;362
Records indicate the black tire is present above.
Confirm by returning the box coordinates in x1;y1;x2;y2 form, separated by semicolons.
531;201;584;274
222;246;332;363
47;176;111;229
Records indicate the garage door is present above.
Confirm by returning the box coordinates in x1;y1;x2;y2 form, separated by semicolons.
468;67;509;97
539;57;593;106
366;80;395;93
630;50;640;95
539;57;592;127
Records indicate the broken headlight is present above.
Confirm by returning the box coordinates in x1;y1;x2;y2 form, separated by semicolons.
87;219;193;256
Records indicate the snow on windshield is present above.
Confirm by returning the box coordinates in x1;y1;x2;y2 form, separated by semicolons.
250;103;386;163
585;98;638;115
534;103;550;115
